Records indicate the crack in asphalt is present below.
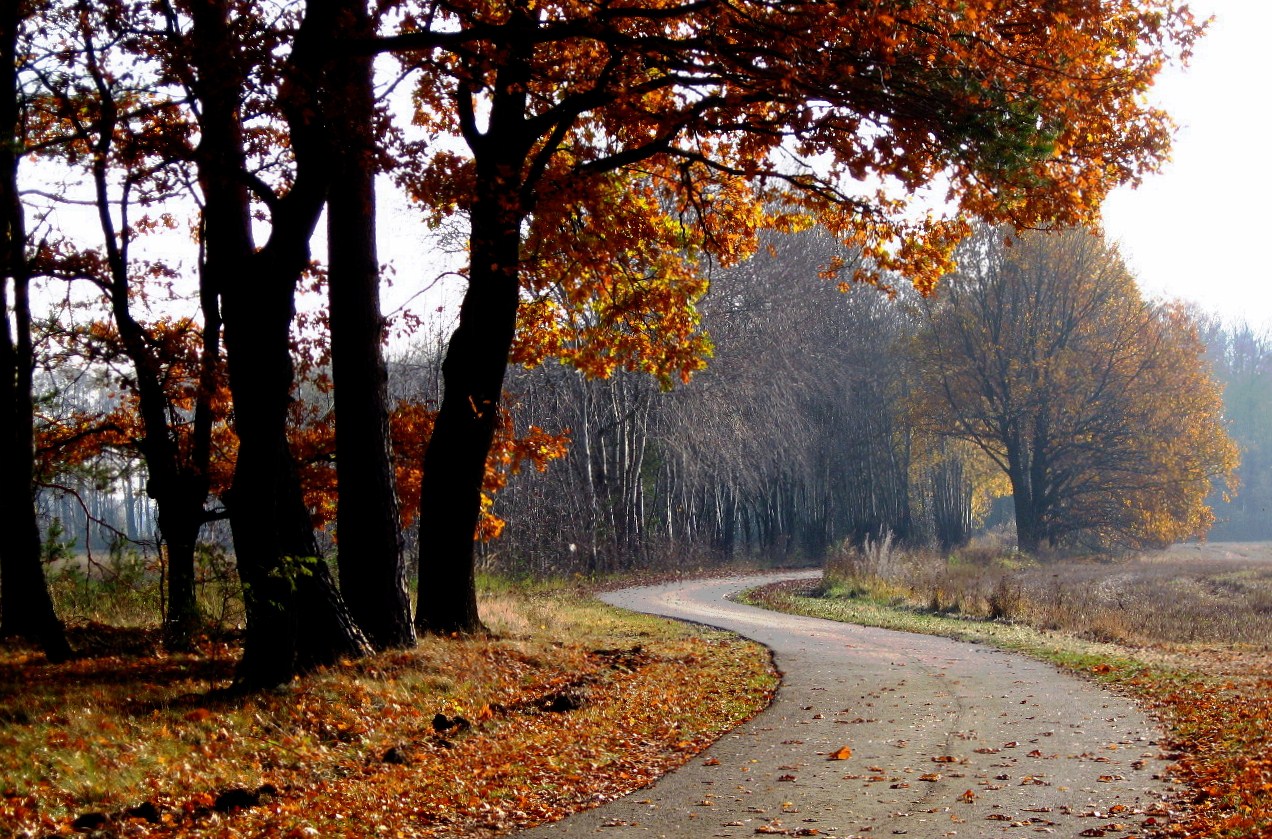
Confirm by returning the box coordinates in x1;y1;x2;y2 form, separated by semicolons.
514;572;1175;839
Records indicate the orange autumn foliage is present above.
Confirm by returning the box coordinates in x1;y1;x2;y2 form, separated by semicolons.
290;393;567;540
388;401;568;540
394;0;1204;386
910;226;1238;550
34;317;236;496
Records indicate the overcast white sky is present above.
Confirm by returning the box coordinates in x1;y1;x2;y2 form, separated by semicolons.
1101;0;1272;330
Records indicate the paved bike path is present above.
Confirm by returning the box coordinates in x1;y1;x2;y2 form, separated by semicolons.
516;573;1175;838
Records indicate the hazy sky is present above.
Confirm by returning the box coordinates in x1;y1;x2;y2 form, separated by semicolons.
38;3;1267;332
1101;0;1272;329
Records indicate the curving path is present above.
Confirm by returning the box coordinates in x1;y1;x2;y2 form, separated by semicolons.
516;573;1176;839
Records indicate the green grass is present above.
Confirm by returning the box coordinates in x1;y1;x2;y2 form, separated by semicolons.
738;579;1168;682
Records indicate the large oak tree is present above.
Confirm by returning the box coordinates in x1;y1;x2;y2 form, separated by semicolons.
911;226;1237;552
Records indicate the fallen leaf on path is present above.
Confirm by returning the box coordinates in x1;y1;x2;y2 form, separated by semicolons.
828;746;853;760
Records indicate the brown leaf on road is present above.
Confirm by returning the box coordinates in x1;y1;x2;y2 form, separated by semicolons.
827;746;853;760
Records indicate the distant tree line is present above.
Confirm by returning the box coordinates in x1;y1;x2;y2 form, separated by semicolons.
480;225;1238;573
26;223;1243;594
1200;322;1272;540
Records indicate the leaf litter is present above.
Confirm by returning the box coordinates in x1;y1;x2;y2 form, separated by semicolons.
0;592;777;837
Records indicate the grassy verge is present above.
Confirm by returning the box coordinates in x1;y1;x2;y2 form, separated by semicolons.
740;577;1272;838
0;586;777;838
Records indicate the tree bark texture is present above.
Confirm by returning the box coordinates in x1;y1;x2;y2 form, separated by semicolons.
186;0;368;688
327;0;414;650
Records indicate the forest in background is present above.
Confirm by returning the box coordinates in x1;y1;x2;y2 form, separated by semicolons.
33;221;1252;589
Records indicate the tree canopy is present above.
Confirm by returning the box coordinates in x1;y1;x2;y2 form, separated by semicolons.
383;0;1205;631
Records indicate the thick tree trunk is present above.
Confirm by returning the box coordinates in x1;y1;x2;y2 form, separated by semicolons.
0;466;71;662
186;0;369;688
0;399;71;662
223;263;305;685
327;0;413;649
1008;453;1043;555
224;249;369;688
415;185;521;634
414;15;534;633
161;502;203;649
0;4;71;661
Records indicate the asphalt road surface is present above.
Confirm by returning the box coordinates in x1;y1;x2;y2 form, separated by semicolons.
516;572;1175;839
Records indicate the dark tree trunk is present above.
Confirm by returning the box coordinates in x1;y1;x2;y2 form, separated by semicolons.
1008;452;1043;555
414;13;534;634
327;0;413;649
162;510;202;648
223;254;369;686
414;210;520;634
223;254;306;685
184;0;369;688
0;3;71;661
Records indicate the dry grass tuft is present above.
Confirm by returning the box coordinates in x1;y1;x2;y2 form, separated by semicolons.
822;539;1272;650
